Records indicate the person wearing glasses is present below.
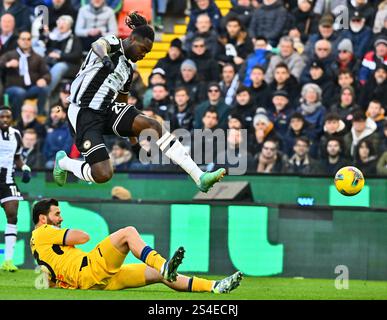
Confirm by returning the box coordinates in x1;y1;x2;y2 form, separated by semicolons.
255;139;288;173
194;82;231;129
0;31;51;118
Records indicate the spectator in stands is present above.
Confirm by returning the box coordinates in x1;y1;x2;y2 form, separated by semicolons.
312;0;346;18
377;150;387;175
169;86;194;131
153;0;169;31
20;128;45;169
289;0;319;43
44;15;83;96
286;136;321;174
330;86;359;126
227;112;244;129
109;140;133;170
344;110;379;157
282;111;314;156
248;107;280;155
380;120;387;153
0;13;18;56
216;16;253;67
194;82;231;129
265;36;306;84
188;37;220;83
353;139;378;175
248;0;287;47
303;39;336;80
340;11;372;60
15;103;46;142
143;68;167;108
332;69;359;103
359;64;387;108
332;39;361;78
148;84;172;120
317;112;346;158
0;0;31;32
0;31;51;118
215;127;255;174
222;0;254;31
255;138;288;173
246;64;271;109
43;104;73;168
319;136;348;175
187;0;222;33
184;13;219;58
269;62;300;107
58;80;71;109
359;35;387;85
268;89;293;138
373;0;387;34
81;0;123;13
366;100;386;135
154;38;185;92
241;36;271;86
296;83;326;139
304;14;340;59
348;0;376;28
229;85;256;129
300;59;336;108
48;0;77;31
174;59;207;105
219;63;240;106
75;0;118;51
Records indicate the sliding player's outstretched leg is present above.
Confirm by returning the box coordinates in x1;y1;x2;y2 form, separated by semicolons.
131;114;226;193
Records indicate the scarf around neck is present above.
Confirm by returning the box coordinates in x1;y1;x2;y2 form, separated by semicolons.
16;47;31;86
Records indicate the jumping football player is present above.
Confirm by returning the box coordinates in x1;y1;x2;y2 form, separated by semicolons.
31;198;243;293
53;12;225;192
0;106;31;272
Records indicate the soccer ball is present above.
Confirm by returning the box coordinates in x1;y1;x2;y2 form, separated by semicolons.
334;166;365;196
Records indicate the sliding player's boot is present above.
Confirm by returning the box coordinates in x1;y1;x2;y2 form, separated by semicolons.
53;150;68;187
0;260;18;272
212;271;243;294
197;168;226;193
162;246;185;282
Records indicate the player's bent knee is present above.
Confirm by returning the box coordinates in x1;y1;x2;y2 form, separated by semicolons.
93;170;113;183
124;226;138;236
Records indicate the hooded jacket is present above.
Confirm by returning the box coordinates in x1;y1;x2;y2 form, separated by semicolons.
344;117;379;156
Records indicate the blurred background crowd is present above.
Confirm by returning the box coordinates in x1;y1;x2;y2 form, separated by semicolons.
0;0;386;176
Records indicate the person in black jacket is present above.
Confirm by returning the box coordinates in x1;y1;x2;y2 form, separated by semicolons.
48;0;78;31
43;15;82;95
229;85;257;129
21;128;45;169
0;0;31;32
319;136;349;175
168;86;194;132
15;103;46;144
154;38;185;92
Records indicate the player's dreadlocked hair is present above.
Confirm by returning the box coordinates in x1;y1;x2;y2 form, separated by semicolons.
125;12;155;42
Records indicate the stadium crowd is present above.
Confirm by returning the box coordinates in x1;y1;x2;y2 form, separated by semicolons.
0;0;386;176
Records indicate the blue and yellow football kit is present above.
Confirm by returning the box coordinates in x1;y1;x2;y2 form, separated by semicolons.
30;224;147;290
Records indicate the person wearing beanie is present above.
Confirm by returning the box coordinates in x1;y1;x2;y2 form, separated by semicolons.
296;83;327;140
227;112;244;129
154;38;185;91
359;35;387;84
268;89;294;138
174;58;208;105
332;38;361;77
248;107;280;155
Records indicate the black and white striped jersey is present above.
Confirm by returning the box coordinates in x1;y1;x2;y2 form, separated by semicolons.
0;127;22;184
68;34;134;111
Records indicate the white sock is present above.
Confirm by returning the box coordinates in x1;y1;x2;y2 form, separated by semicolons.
157;132;203;184
5;224;17;261
58;157;95;183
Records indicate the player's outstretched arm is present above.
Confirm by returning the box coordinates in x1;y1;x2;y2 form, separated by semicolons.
64;230;90;246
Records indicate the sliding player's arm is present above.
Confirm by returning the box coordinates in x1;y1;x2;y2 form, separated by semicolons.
64;229;90;245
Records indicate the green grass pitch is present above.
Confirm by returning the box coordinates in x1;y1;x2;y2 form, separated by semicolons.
1;270;387;300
